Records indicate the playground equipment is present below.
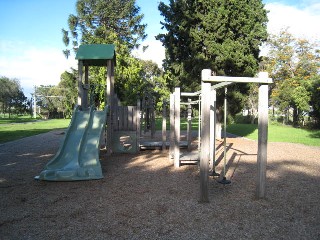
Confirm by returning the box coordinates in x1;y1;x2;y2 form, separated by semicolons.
217;87;231;185
169;70;272;201
200;69;272;202
35;44;116;181
111;97;140;154
35;106;107;181
169;88;202;167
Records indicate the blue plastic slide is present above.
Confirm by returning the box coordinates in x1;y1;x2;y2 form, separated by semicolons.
35;106;107;181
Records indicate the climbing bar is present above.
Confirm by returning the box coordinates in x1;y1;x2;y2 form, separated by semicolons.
201;70;273;84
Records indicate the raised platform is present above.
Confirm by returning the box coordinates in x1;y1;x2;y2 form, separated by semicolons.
139;141;188;150
180;151;199;164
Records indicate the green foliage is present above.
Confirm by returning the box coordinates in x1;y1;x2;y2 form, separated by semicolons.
157;0;268;118
157;0;268;87
61;0;168;107
264;29;320;126
63;0;146;52
58;69;78;117
35;72;77;119
0;77;28;117
310;76;320;127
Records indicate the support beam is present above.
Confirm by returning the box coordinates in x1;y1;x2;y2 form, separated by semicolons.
169;93;174;162
256;83;269;198
137;98;141;151
200;69;211;202
174;87;180;168
78;61;83;107
82;65;89;109
202;72;273;84
106;59;113;155
187;98;192;151
209;90;216;171
162;100;167;151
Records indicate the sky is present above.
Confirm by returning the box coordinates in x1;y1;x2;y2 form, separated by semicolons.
0;0;319;97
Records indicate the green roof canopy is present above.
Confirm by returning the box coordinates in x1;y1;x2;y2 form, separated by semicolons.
75;44;116;66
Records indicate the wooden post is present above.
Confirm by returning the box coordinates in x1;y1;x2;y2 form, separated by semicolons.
209;90;216;171
256;81;269;199
106;59;113;155
82;65;89;109
162;100;167;151
137;98;141;151
187;98;192;151
151;98;156;138
174;87;180;168
198;94;201;151
169;93;175;162
78;61;83;107
200;69;211;202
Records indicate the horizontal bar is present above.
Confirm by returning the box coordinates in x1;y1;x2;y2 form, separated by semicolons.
203;75;273;84
211;82;233;90
181;91;200;97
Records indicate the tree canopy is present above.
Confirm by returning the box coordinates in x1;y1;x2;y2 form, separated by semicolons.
263;29;320;126
157;0;268;92
0;77;28;117
61;0;164;106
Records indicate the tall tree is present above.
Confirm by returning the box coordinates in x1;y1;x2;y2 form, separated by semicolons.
157;0;268;91
263;29;320;126
0;77;27;117
62;0;147;105
58;69;78;117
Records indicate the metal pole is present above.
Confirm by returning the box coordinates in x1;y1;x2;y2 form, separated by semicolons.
218;87;231;184
33;86;37;118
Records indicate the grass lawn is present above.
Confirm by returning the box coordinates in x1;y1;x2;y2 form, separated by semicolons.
1;116;319;146
227;123;320;146
0;119;71;144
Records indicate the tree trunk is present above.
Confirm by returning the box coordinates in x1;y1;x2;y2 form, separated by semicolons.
293;106;298;126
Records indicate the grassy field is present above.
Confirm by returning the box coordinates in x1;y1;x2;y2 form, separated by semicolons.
0;116;319;146
227;123;320;146
155;117;319;146
0;119;70;144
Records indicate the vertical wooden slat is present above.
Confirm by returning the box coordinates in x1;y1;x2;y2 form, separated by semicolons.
106;60;112;155
209;90;216;171
151;99;155;138
137;99;141;150
78;61;83;107
200;69;212;203
174;87;180;168
256;83;269;199
169;93;175;162
123;106;128;130
162;100;167;151
113;103;118;131
187;98;192;151
198;95;201;151
133;106;137;131
128;106;133;130
82;65;88;109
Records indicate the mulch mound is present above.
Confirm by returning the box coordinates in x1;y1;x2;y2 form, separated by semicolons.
0;130;319;239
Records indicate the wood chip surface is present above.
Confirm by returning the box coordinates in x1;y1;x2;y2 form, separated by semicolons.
0;130;319;239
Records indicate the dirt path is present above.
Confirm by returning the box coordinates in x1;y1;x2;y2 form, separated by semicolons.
0;131;319;239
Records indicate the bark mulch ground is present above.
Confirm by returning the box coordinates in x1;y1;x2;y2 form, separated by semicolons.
0;130;319;239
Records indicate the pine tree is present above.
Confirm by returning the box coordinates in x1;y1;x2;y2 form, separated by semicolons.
157;0;268;114
62;0;147;105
